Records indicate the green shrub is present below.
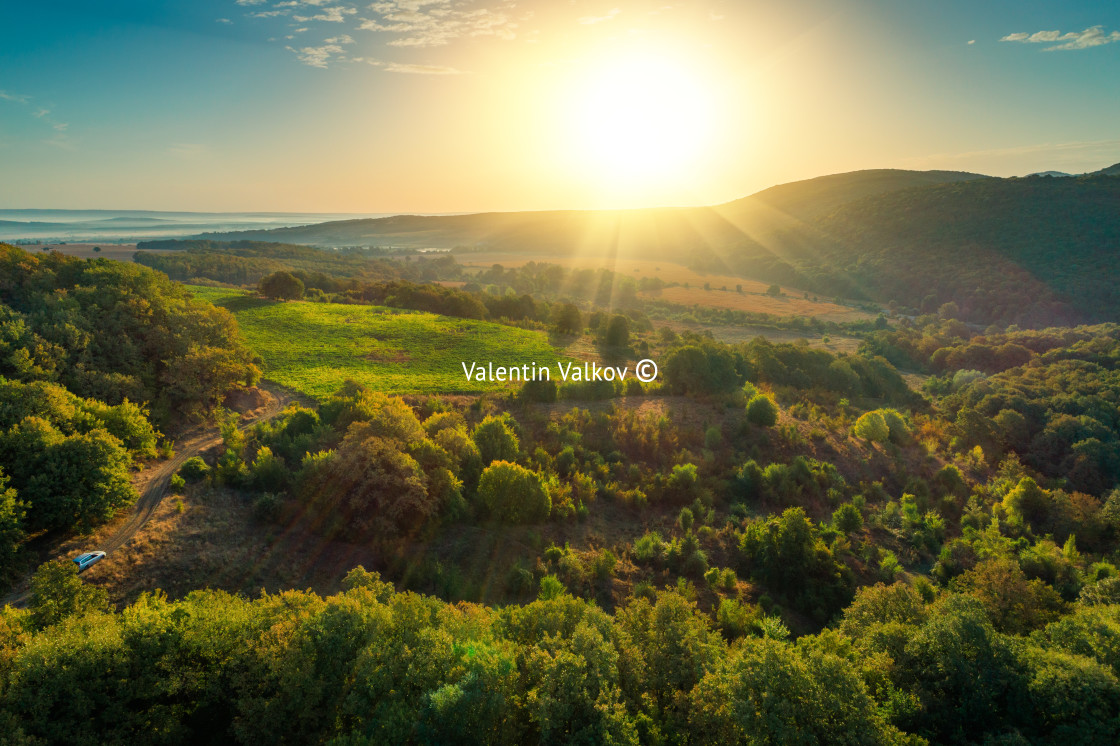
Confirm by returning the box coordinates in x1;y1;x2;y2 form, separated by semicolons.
852;411;890;443
477;461;550;523
179;456;210;483
746;394;779;427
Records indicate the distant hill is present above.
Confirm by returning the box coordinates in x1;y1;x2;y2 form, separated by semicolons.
764;174;1120;326
196;167;1120;326
197;169;985;257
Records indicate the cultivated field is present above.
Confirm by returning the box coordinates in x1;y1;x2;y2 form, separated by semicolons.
453;251;873;321
189;286;566;398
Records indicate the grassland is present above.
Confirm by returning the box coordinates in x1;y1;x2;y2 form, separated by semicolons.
189;286;566;398
454;252;873;321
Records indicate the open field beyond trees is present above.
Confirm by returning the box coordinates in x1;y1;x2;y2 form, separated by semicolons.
189;285;568;398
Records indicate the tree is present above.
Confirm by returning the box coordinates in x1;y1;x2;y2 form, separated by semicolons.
472;414;520;466
1002;476;1051;530
300;433;435;538
766;284;781;297
0;468;26;573
258;271;305;300
833;502;863;535
0;418;136;531
688;638;904;744
29;559;109;629
552;303;582;335
852;411;890;444
477;461;550;523
602;314;630;348
746;394;779;427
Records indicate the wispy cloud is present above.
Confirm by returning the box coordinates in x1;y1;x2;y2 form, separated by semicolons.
0;88;70;141
383;61;463;74
359;1;519;48
238;0;536;72
217;17;233;24
1001;25;1120;51
579;8;620;25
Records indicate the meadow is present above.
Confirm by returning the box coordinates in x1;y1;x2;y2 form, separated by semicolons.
188;286;567;398
453;251;872;321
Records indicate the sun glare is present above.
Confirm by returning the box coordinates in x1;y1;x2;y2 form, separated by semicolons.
567;52;716;192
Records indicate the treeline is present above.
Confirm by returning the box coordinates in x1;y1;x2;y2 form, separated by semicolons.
3;566;1118;744
0;244;259;421
134;240;407;287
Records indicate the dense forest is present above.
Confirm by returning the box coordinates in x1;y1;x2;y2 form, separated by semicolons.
4;241;1120;744
0;245;259;579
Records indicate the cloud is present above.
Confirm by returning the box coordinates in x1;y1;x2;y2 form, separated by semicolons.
359;0;518;48
578;8;620;25
236;0;268;5
325;34;355;43
289;43;347;66
293;6;357;22
1001;25;1120;51
0;88;69;137
383;61;464;74
967;39;975;45
217;18;233;24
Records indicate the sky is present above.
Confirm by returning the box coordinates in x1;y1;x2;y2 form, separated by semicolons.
1;0;1119;212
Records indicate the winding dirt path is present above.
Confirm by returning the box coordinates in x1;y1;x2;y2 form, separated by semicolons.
1;385;290;608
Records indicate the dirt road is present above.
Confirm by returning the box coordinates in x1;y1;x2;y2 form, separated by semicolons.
0;385;289;609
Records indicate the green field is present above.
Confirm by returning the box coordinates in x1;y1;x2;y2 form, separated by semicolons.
189;286;567;398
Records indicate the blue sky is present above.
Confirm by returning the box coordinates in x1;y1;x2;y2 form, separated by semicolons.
1;1;1118;211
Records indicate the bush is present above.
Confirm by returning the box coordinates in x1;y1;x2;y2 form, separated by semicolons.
852;411;890;443
472;415;520;466
179;456;210;483
665;463;701;503
746;394;778;427
250;446;290;493
258;270;305;300
879;408;911;444
519;378;558;403
833;503;863;534
252;492;283;523
477;461;550;524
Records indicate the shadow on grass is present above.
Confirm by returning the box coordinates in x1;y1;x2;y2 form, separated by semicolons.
217;295;275;312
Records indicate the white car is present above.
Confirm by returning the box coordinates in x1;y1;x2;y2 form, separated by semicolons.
72;551;106;573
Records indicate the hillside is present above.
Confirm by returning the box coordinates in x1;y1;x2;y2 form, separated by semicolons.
195;167;1120;326
197;169;982;254
803;174;1120;325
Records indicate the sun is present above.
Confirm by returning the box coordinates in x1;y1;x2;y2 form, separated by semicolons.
567;51;716;189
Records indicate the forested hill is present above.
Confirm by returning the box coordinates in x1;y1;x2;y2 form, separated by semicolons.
196;168;1120;327
196;169;982;255
814;174;1120;326
727;173;1120;327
